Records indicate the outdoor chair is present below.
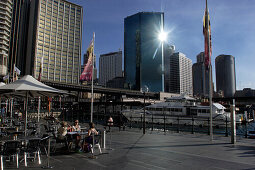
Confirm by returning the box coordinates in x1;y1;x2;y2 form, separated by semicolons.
0;140;21;170
40;135;50;155
90;134;102;155
23;139;42;167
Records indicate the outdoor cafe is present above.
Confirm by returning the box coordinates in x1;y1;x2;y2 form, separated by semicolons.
0;75;105;169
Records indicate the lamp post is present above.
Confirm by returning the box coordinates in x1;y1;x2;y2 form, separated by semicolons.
158;30;167;92
141;86;149;134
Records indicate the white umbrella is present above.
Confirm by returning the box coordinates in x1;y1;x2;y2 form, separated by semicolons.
0;75;67;136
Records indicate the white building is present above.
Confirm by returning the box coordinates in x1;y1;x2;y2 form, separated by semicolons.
0;0;12;76
99;51;122;86
170;52;193;96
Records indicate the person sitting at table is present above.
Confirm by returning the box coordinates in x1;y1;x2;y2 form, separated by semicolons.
83;122;98;152
72;120;82;151
57;121;72;141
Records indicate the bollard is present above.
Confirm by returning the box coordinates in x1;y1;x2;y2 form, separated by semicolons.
245;120;248;138
101;130;106;149
177;116;180;133
225;117;228;137
151;114;154;131
192;116;194;134
208;118;210;135
130;116;132;128
140;115;143;130
164;113;166;133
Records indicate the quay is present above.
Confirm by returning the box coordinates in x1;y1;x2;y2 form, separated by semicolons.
6;126;255;170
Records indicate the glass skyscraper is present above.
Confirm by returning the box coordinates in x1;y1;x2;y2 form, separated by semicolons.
124;12;164;92
26;0;82;84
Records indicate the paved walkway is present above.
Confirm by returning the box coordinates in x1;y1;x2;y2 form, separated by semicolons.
5;128;255;170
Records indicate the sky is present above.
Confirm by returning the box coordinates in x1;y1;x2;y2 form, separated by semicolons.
69;0;255;90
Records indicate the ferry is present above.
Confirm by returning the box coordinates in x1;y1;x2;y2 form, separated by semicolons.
122;94;231;126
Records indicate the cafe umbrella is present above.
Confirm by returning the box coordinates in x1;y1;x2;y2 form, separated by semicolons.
0;75;66;136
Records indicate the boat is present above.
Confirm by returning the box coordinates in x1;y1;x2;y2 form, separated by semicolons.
122;94;231;127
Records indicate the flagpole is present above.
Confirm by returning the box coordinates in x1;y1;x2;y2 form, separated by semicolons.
205;0;213;141
91;32;95;123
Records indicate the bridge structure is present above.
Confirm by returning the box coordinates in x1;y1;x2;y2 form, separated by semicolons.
41;80;255;122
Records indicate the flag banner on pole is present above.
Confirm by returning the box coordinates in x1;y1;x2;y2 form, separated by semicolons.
3;74;9;83
14;66;21;75
203;2;212;69
80;40;94;81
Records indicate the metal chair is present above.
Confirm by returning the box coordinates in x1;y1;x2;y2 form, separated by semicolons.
0;140;21;170
90;134;102;155
23;139;41;167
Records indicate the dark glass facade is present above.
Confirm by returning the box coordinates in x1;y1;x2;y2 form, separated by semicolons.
124;12;164;92
215;55;236;97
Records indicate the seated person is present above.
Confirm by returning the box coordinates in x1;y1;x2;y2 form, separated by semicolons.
57;121;72;141
72;120;81;150
85;122;98;144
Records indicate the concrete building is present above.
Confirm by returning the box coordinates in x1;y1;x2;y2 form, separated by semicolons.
170;52;193;95
99;51;122;86
0;0;13;77
192;52;209;97
215;54;236;97
26;0;82;84
124;12;164;92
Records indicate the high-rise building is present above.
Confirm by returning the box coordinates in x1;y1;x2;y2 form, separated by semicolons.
0;0;13;77
192;52;209;97
164;44;175;93
9;0;30;77
124;12;164;92
170;52;193;95
99;51;122;86
215;54;236;97
26;0;82;84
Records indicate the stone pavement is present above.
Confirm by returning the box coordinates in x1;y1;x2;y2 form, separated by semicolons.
5;128;255;170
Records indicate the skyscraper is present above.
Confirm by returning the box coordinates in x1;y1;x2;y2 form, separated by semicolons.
192;52;209;97
26;0;82;84
99;51;122;86
124;12;164;92
0;0;13;77
9;0;30;77
170;52;193;95
215;54;236;97
164;44;175;93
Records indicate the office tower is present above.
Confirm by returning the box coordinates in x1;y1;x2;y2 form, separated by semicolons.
9;0;30;77
192;52;209;97
0;0;13;77
170;52;193;95
26;0;82;84
124;12;164;92
215;54;236;97
164;44;175;92
99;51;122;86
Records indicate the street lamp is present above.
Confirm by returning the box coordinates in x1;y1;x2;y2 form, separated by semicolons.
141;86;149;134
158;30;167;92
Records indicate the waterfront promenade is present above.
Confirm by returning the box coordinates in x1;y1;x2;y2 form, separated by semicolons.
5;126;253;170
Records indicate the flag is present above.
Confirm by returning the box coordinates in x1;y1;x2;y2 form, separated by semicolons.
14;66;21;75
38;58;43;81
80;39;94;81
203;0;212;69
3;74;9;83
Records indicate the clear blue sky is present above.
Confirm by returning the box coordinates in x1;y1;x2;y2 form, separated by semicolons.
70;0;255;90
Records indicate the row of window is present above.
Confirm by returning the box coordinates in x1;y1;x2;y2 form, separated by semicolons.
146;108;183;112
